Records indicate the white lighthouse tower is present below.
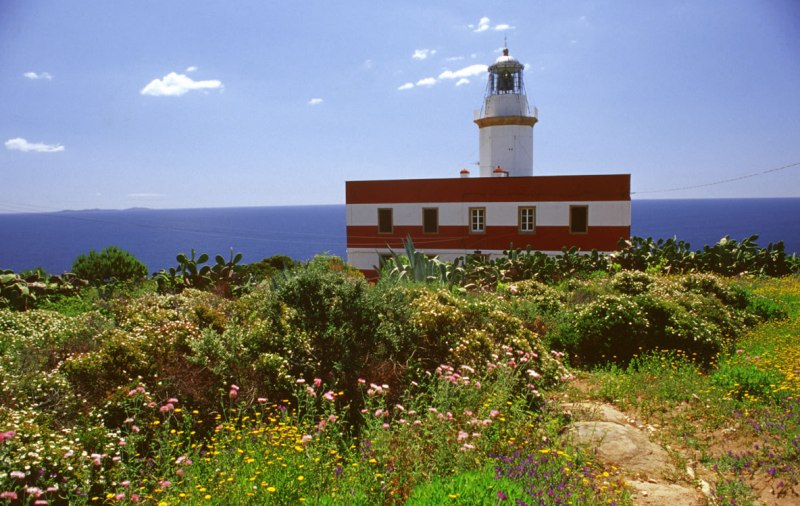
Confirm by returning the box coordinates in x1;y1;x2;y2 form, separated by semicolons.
475;47;538;177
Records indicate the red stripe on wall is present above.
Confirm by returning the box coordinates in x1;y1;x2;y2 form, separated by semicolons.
346;175;630;204
346;226;630;251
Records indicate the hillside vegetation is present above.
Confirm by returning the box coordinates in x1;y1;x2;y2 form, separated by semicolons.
1;236;798;504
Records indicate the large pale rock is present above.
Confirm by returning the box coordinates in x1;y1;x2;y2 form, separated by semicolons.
566;421;670;477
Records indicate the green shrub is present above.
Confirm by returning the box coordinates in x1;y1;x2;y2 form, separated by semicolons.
71;246;148;286
610;270;656;295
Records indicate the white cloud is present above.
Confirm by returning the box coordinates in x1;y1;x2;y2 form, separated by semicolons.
397;82;414;91
468;16;513;33
438;64;487;80
470;16;491;33
140;72;223;97
308;98;323;106
412;48;436;60
416;77;437;87
5;137;64;153
455;78;470;86
23;71;52;80
185;66;198;73
446;56;465;62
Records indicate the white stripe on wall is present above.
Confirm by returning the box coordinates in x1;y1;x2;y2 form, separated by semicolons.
347;201;631;228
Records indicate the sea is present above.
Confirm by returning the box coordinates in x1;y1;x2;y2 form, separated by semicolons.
1;198;798;274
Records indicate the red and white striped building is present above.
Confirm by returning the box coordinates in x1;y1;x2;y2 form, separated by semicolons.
346;47;630;277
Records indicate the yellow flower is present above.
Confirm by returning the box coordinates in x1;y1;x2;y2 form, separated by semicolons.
267;487;276;493
297;475;305;481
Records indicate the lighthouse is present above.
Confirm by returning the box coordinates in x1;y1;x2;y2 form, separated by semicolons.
474;47;538;177
344;44;630;279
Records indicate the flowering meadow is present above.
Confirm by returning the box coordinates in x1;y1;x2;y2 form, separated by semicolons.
1;252;795;504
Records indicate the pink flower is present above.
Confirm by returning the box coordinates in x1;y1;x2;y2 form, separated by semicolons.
489;410;500;418
121;480;131;488
34;500;48;505
313;378;322;388
305;386;316;397
382;423;390;429
131;425;140;433
395;404;405;412
158;480;171;489
131;494;139;502
115;493;126;501
159;403;174;413
357;378;366;384
10;471;25;479
27;487;42;497
167;398;179;404
323;391;335;402
374;409;383;417
0;430;16;443
229;388;238;400
457;431;469;442
0;492;18;500
257;397;267;404
296;378;306;384
301;434;313;444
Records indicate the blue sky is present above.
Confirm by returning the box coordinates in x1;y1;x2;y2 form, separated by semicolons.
1;0;799;212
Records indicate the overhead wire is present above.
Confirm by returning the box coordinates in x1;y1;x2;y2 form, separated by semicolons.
632;161;800;195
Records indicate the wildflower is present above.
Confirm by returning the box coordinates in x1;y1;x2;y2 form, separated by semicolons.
124;417;134;424
158;479;171;489
301;434;313;444
457;431;469;442
357;378;366;384
167;397;179;404
159;403;174;413
176;456;192;465
526;369;542;379
296;378;306;384
374;409;384;417
395;404;405;412
131;425;140;433
323;391;335;402
305;386;316;396
257;397;267;404
313;378;322;388
115;493;126;501
0;430;16;443
229;384;239;399
10;471;25;480
0;492;18;500
121;481;131;488
27;487;42;498
382;423;390;429
297;475;304;481
460;443;475;451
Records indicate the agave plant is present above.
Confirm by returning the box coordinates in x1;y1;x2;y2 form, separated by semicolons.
377;237;464;288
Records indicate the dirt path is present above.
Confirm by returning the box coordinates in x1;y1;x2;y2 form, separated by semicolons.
559;401;713;505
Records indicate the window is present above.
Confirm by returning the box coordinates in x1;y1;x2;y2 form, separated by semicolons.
423;208;438;234
469;207;486;233
570;205;588;234
518;206;536;233
377;208;393;234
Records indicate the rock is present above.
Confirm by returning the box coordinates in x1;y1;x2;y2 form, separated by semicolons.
627;479;704;505
566;421;671;476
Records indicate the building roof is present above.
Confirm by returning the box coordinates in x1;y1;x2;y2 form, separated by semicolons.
346;174;631;204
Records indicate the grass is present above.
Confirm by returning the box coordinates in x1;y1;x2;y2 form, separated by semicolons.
564;276;800;505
